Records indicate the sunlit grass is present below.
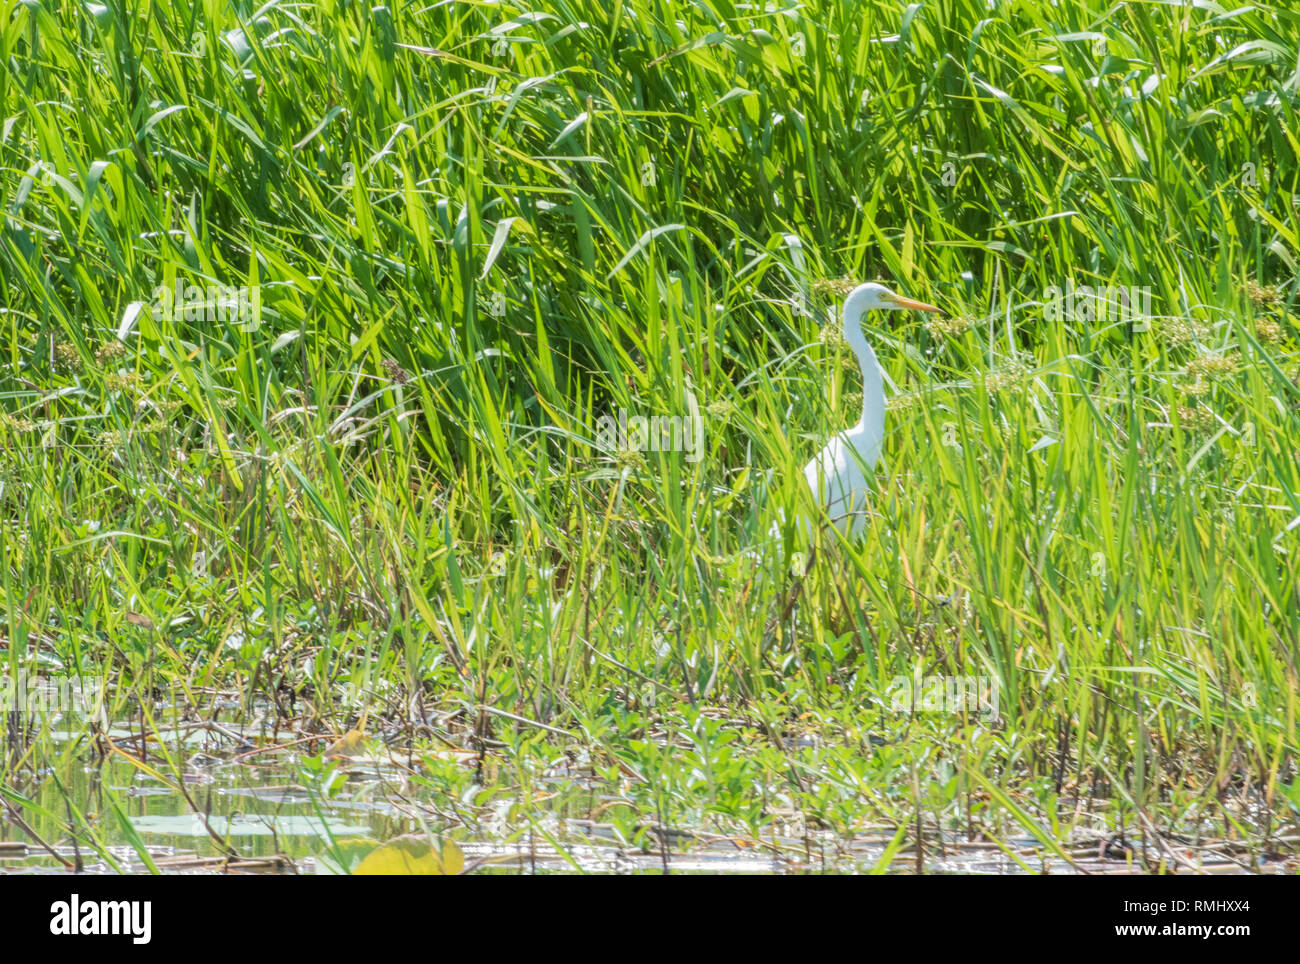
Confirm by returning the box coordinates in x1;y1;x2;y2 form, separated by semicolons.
1;0;1299;871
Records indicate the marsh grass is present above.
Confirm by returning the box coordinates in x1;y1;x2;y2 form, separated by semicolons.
1;0;1299;871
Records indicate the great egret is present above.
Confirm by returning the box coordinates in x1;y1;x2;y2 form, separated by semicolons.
801;282;941;538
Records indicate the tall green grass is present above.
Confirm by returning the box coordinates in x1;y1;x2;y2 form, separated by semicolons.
2;0;1299;867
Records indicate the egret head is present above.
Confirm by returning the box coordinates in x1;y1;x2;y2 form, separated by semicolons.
842;283;941;330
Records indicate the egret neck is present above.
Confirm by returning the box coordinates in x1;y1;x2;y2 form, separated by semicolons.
843;312;886;468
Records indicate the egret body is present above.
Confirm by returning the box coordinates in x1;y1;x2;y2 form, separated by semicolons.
803;283;940;537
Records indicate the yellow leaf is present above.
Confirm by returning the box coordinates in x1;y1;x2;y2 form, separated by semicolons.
325;728;367;758
440;840;465;875
351;836;465;876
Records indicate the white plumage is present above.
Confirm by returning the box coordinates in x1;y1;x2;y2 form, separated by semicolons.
800;282;941;538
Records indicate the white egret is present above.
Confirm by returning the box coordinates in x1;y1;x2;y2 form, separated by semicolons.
801;282;941;538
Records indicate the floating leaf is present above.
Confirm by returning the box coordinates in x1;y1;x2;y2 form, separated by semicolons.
353;836;465;875
325;728;368;759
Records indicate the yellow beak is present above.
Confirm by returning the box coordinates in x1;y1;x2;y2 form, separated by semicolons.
885;292;942;312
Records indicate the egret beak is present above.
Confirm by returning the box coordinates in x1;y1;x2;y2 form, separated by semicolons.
885;292;942;312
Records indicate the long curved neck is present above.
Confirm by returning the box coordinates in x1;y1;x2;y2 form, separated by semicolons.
843;313;885;453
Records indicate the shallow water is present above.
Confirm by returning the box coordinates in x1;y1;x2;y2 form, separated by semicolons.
2;714;1293;875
